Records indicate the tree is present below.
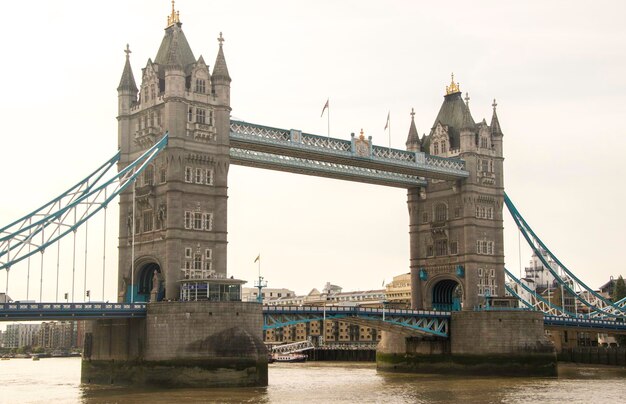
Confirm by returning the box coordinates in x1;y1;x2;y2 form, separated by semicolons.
611;276;626;302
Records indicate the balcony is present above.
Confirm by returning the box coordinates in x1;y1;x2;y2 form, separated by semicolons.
134;125;163;147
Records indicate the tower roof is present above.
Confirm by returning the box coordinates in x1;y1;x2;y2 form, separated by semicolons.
429;91;475;149
117;44;138;93
154;20;196;69
405;108;421;151
212;32;231;81
490;99;503;136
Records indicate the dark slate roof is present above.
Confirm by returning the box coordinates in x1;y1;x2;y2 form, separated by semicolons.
428;91;476;149
405;111;421;151
117;55;138;93
154;23;196;70
491;108;503;136
212;42;231;81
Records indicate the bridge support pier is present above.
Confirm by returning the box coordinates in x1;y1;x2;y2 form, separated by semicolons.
377;311;557;377
81;301;268;387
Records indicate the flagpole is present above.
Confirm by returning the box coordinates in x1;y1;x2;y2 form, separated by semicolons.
388;112;391;151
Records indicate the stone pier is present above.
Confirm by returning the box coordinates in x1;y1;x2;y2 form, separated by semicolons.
82;301;268;387
377;311;557;377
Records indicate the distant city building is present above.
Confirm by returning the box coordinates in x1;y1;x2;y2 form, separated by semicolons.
4;324;40;349
385;273;412;308
260;282;386;345
242;287;296;303
37;321;76;350
524;249;559;288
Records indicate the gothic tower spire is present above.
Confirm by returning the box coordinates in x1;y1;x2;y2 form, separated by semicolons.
490;99;503;136
212;32;231;82
117;44;138;93
405;108;421;152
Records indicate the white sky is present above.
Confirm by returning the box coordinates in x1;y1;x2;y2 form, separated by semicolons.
1;0;625;303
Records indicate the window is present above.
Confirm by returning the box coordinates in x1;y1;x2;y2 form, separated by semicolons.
151;85;156;101
194;212;203;230
143;165;154;186
205;169;214;185
195;79;206;94
184;211;192;229
478;268;483;277
480;136;488;148
441;141;447;153
159;168;166;184
185;167;193;183
435;203;447;222
487;241;494;255
194;254;202;270
185;248;192;258
422;212;428;223
204;213;213;231
427;245;434;257
195;168;203;184
433;142;439;155
481;159;489;172
196;108;206;124
142;211;153;232
490;268;495;278
435;239;448;256
135;217;140;235
205;249;212;260
450;241;458;255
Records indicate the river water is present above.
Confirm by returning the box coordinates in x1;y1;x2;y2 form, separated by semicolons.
1;358;625;403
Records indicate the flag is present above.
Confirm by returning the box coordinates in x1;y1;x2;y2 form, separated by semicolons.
254;254;260;263
320;98;329;117
384;111;390;130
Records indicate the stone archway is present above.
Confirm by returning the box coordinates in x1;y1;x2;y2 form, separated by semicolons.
431;278;463;311
136;262;163;302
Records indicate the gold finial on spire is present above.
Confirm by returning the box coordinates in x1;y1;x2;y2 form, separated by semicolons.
359;128;365;140
445;72;460;95
166;0;181;28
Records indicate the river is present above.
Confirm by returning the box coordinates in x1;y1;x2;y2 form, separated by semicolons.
1;358;625;403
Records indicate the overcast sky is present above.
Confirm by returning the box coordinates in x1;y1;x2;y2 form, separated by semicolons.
1;1;625;303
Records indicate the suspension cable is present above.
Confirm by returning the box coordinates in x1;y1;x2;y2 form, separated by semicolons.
131;181;136;304
39;228;44;302
56;223;60;302
72;209;77;303
102;189;107;302
84;219;88;302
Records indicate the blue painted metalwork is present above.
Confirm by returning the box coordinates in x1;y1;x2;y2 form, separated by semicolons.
0;302;147;321
262;306;450;337
543;315;626;333
419;268;428;281
0;134;168;271
230;147;426;188
504;193;626;318
455;265;464;278
505;268;578;317
230;120;469;182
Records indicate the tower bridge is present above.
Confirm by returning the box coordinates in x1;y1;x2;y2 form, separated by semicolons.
2;2;626;386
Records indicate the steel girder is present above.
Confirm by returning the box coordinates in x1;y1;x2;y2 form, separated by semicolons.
262;306;450;337
0;302;147;321
229;120;468;182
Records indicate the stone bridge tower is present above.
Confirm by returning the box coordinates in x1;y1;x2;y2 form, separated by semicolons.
116;5;231;302
406;75;505;310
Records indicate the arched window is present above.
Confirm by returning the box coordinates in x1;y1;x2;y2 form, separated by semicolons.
433;142;439;155
435;203;447;222
441;141;447;153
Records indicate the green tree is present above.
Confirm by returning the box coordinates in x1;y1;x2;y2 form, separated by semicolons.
611;275;626;302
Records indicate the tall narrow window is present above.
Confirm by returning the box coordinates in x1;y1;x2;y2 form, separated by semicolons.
433;142;439;155
196;108;206;124
203;213;213;231
143;165;154;186
184;211;192;229
195;168;203;184
159;168;166;184
188;107;193;122
194;212;203;230
195;79;206;94
185;167;193;183
205;169;214;185
435;203;447;222
142;211;153;232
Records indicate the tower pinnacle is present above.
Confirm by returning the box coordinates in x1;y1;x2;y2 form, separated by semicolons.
166;0;181;28
445;73;460;95
117;44;138;93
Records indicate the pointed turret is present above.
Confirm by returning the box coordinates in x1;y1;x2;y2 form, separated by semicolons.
118;44;138;116
154;3;195;70
490;99;503;136
428;74;475;150
118;44;138;93
405;108;421;152
212;32;231;82
461;92;474;130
